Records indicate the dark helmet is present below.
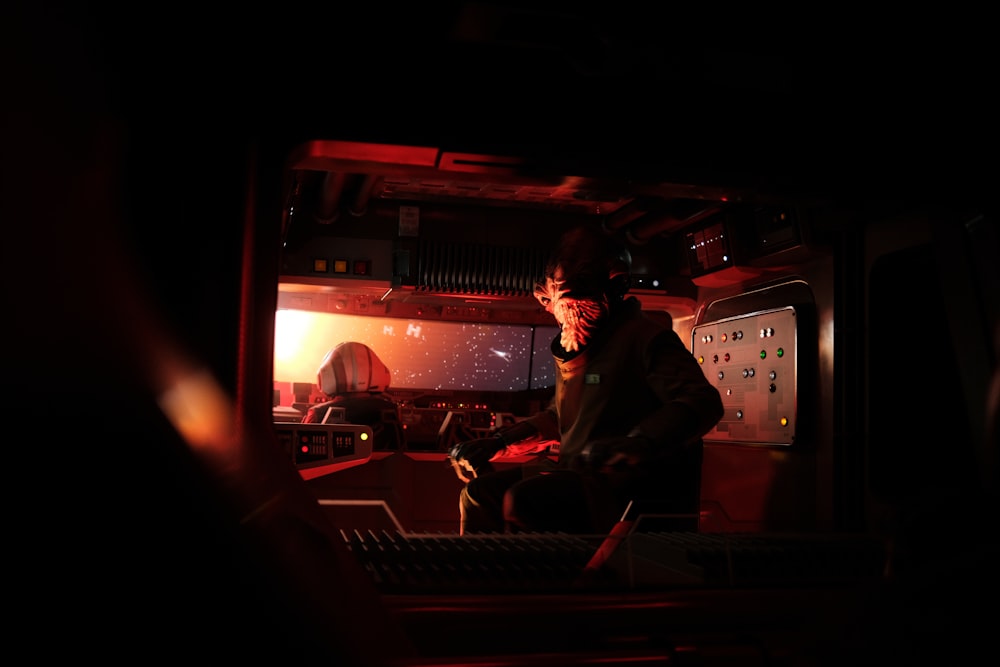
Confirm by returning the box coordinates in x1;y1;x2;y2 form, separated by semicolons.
541;226;632;302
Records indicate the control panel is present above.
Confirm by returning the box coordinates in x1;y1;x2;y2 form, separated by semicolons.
692;306;798;446
399;407;504;450
273;422;374;479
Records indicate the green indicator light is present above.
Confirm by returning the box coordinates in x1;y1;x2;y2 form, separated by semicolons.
776;347;784;357
760;350;766;360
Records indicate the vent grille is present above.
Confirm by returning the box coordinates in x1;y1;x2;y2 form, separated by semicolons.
416;241;548;297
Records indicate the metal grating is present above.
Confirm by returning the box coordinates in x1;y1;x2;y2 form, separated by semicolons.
341;529;610;594
416;240;549;296
343;530;889;594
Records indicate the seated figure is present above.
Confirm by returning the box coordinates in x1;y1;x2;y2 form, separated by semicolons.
303;341;403;451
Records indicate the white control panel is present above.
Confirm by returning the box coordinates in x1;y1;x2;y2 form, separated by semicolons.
692;306;798;446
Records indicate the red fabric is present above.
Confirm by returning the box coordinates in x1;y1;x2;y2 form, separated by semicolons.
490;436;558;460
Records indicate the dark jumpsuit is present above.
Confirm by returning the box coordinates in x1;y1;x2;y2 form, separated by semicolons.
460;297;724;534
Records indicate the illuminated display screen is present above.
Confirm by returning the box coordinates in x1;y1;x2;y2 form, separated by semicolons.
275;309;560;391
532;324;559;389
686;220;732;276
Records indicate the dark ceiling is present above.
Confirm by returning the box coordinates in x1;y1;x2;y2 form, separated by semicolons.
77;2;992;209
262;3;990;211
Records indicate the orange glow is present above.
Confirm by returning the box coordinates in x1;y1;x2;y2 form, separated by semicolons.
157;368;237;463
274;309;338;382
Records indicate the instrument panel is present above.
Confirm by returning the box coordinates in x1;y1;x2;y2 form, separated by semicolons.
273;422;375;479
692;306;798;446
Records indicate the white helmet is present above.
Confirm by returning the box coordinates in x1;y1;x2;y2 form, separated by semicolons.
316;341;391;396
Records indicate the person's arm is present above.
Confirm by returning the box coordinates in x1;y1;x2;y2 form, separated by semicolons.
448;400;560;480
580;330;723;471
634;329;724;448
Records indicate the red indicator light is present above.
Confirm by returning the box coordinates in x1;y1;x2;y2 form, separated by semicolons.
353;260;370;276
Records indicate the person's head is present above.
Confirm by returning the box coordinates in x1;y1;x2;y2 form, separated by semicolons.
316;341;391;396
533;226;632;353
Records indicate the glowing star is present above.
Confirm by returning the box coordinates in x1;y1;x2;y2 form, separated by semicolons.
490;348;513;363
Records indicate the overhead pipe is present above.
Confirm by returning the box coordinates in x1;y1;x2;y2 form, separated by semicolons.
349;174;380;217
315;171;348;224
602;197;659;232
625;201;724;245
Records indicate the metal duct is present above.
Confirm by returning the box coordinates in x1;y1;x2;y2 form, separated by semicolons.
316;172;348;224
625;201;724;244
349;174;380;217
416;240;548;297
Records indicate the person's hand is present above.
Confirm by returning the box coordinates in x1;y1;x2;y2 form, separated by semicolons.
448;437;505;482
576;436;652;473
